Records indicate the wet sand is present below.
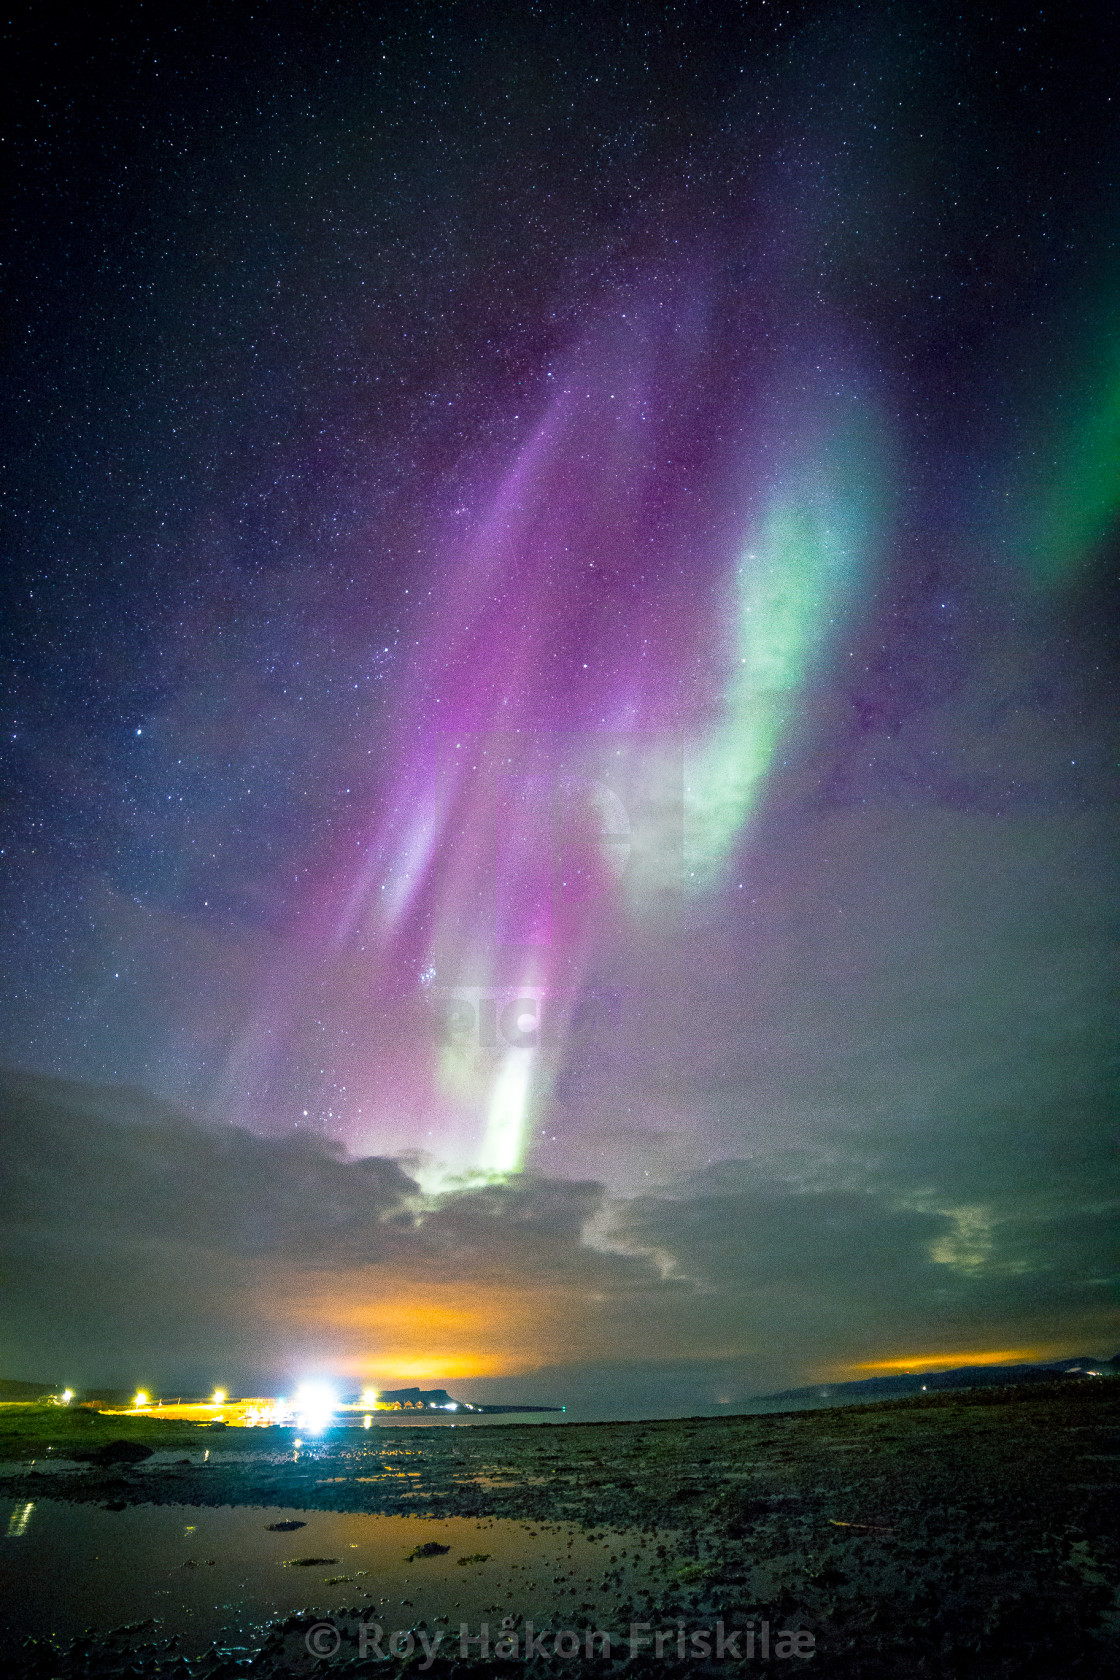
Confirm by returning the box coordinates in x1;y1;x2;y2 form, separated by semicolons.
2;1379;1116;1676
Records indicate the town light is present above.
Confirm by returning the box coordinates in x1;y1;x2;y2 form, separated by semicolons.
294;1383;336;1431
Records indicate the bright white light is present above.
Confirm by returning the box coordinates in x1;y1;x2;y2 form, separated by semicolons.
60;1389;73;1405
133;1390;149;1408
362;1415;372;1429
360;1387;379;1406
211;1388;227;1405
444;1402;459;1411
294;1383;336;1432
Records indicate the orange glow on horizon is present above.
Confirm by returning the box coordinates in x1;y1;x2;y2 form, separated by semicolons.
252;1270;583;1382
360;1355;495;1383
247;1261;733;1386
823;1347;1051;1379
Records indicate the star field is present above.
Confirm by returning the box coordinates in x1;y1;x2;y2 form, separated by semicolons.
1;2;1116;1398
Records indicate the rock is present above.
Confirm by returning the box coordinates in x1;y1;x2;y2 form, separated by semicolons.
85;1440;155;1466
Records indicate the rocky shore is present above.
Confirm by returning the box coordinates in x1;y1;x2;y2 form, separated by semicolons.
3;1379;1117;1678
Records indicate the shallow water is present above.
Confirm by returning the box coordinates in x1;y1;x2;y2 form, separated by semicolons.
0;1498;680;1654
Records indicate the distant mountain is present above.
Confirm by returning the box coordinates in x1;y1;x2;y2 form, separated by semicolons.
366;1387;457;1408
0;1378;144;1405
347;1386;562;1414
0;1377;56;1401
749;1353;1120;1408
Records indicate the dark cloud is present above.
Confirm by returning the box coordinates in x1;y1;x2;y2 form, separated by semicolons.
0;1069;663;1395
3;1067;1113;1409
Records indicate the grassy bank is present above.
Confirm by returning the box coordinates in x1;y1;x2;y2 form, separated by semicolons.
0;1401;293;1460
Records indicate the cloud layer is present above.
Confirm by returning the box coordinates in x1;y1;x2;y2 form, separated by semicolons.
3;1066;1114;1412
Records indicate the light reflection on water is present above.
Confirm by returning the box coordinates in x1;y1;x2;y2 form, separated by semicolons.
0;1498;677;1655
5;1501;34;1538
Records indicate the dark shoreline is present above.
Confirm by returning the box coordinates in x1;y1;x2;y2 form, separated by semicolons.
3;1379;1117;1678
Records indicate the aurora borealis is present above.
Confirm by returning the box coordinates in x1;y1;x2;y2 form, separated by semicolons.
1;3;1116;1409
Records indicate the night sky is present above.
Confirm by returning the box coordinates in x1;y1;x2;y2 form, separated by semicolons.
2;2;1116;1412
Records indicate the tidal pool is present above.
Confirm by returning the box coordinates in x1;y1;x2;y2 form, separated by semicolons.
0;1498;682;1655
